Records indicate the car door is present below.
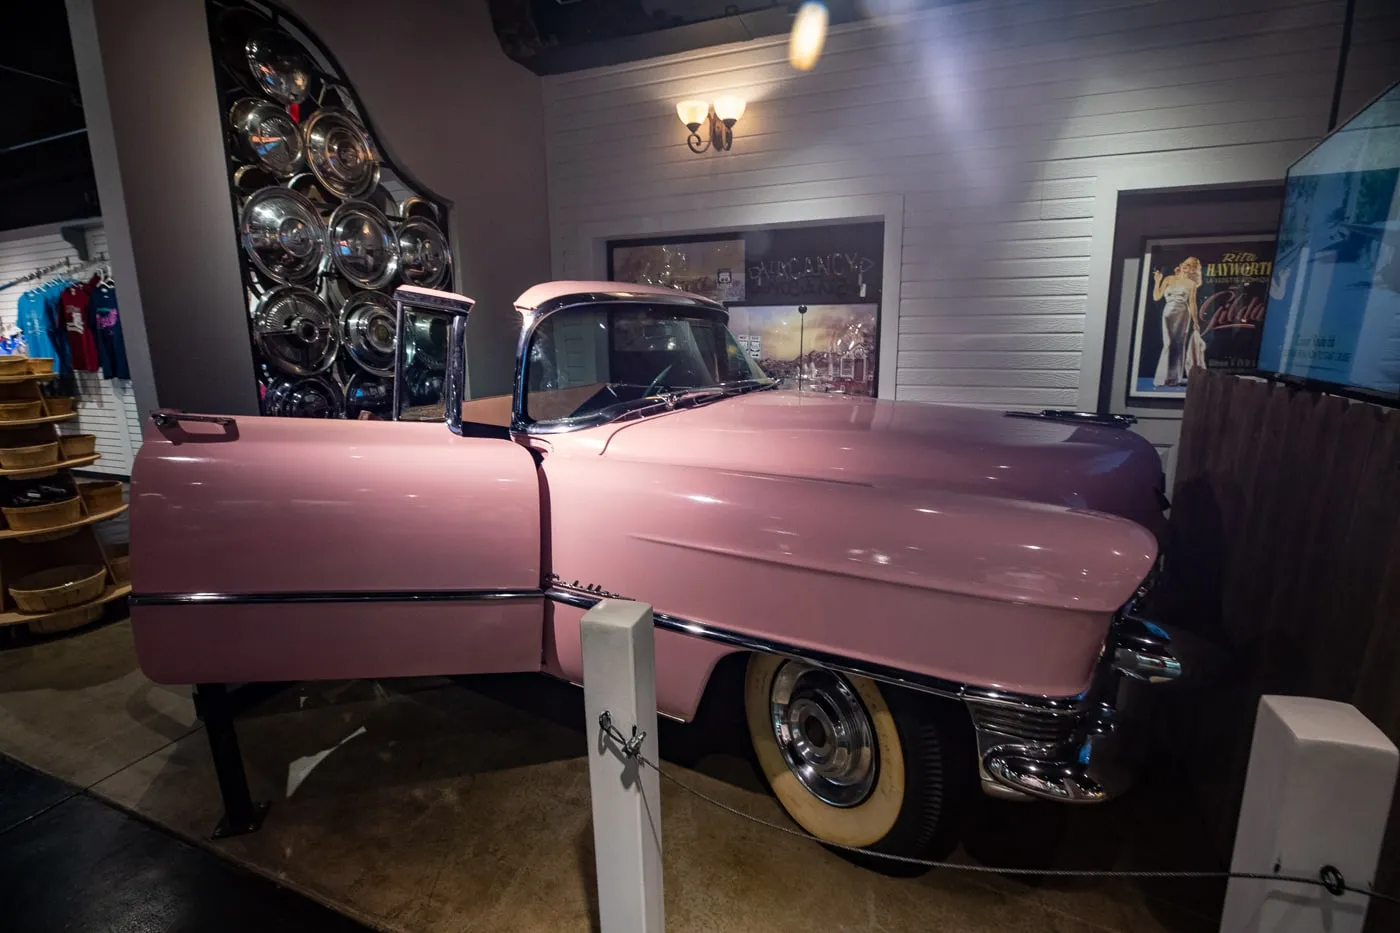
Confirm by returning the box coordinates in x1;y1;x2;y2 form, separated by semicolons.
129;413;544;684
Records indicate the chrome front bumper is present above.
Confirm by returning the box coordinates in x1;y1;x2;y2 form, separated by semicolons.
965;613;1181;803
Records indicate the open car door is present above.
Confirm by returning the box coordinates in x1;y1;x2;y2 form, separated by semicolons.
129;288;545;684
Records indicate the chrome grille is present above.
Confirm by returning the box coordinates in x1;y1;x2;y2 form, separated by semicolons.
969;704;1078;746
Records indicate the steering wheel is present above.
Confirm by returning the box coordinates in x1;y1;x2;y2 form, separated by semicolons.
644;364;674;397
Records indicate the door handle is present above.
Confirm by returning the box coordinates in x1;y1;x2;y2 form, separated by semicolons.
150;410;240;444
151;410;236;429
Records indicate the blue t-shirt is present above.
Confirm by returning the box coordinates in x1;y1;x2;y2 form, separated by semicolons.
16;285;62;362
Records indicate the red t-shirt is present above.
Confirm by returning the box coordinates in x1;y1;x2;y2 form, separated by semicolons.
59;283;100;371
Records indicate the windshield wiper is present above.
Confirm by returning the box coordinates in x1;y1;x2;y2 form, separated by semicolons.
601;387;725;425
719;378;778;393
649;380;776;409
664;386;727;404
584;380;774;426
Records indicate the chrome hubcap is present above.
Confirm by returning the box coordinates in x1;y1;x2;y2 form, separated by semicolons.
769;660;877;807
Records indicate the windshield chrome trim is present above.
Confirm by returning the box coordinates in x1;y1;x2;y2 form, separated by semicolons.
510;290;737;435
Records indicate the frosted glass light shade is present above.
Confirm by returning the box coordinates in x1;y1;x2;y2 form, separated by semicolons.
676;100;710;129
712;96;747;124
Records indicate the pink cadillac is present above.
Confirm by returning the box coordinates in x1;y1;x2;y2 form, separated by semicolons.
131;282;1179;861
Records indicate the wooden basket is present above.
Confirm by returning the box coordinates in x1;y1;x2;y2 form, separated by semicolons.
57;434;97;459
0;400;44;422
26;357;54;375
78;481;124;514
45;397;75;416
0;442;59;469
2;497;82;531
29;602;103;635
107;542;130;585
0;357;29;376
9;564;107;613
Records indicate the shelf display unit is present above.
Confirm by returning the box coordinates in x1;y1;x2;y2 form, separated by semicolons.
0;371;129;638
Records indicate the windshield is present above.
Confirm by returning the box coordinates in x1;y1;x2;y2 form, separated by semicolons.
524;303;771;424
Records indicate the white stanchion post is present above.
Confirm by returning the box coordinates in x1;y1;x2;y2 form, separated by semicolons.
1219;696;1397;933
581;599;664;933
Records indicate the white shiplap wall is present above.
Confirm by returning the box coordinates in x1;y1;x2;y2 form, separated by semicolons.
0;224;142;476
543;0;1398;407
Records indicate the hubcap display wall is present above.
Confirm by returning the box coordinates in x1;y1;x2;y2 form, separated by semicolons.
208;0;456;418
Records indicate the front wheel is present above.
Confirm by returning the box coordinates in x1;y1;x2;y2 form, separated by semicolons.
743;654;973;871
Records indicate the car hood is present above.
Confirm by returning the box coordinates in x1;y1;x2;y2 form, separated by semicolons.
592;390;1166;531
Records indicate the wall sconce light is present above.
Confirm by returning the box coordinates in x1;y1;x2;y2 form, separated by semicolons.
676;96;746;153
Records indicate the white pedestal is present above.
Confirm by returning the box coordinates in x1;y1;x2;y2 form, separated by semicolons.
581;599;664;933
1220;695;1397;933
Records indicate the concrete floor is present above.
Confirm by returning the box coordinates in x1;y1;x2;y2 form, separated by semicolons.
0;618;1224;932
0;756;372;932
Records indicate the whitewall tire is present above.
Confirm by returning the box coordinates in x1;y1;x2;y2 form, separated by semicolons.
743;653;972;870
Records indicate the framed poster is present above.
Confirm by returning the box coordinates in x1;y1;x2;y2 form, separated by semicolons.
1129;234;1277;399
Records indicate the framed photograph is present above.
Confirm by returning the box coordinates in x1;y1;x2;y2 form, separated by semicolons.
727;304;878;396
1129;234;1277;399
609;221;886;396
608;236;746;303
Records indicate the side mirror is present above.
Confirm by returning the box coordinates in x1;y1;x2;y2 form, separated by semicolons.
392;285;475;435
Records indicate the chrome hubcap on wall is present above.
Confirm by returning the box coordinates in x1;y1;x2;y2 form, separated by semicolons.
769;660;877;807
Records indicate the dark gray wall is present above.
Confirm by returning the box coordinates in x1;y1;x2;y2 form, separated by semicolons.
1338;0;1400;123
69;0;259;416
282;0;551;397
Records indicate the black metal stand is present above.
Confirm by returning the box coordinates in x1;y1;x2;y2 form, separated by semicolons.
193;683;269;838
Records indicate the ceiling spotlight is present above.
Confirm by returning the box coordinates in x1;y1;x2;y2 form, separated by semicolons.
789;2;829;72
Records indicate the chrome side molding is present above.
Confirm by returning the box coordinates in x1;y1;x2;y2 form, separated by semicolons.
547;580;1094;716
131;588;543;607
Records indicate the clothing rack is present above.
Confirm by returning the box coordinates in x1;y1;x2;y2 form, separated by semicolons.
0;258;76;294
65;252;113;288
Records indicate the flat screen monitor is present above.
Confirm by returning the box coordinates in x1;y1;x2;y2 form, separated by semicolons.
1255;82;1400;401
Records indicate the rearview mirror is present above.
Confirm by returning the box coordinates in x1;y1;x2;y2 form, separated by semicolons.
392;285;475;435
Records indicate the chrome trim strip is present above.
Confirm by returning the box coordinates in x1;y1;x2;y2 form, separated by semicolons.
130;588;544;607
545;585;1091;715
393;284;475;315
135;577;1113;719
529;290;727;320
